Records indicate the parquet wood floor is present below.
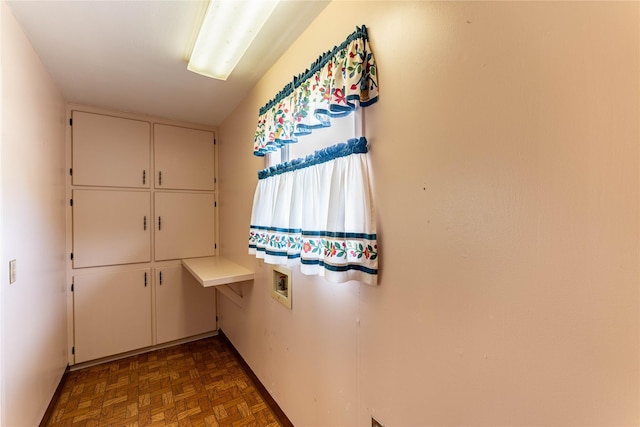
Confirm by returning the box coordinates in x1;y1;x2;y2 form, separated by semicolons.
46;336;282;427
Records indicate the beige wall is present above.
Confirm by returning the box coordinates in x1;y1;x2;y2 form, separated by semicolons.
0;2;67;425
219;2;640;426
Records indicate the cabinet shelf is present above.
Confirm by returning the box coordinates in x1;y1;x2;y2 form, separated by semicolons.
181;256;254;286
181;256;254;307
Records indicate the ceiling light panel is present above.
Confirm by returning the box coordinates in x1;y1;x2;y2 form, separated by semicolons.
188;0;280;80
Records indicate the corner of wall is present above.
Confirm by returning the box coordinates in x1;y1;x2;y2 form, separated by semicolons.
1;1;68;424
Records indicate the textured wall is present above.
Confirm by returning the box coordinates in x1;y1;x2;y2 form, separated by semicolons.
219;2;639;425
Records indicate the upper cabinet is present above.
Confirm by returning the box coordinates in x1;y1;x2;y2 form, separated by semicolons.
71;111;150;188
154;124;215;191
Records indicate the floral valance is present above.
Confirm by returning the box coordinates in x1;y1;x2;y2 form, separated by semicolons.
253;25;379;156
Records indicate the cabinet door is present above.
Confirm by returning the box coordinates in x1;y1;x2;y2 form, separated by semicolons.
154;124;215;190
73;189;151;268
155;265;216;344
72;111;150;188
154;192;216;261
74;268;152;363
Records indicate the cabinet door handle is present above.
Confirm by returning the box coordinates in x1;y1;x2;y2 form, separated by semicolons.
159;271;163;285
143;216;147;231
158;171;162;186
144;272;147;287
158;216;161;230
143;170;146;185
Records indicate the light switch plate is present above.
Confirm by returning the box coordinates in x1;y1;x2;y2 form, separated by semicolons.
9;259;16;284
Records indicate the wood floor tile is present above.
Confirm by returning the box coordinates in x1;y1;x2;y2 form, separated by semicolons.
46;337;282;427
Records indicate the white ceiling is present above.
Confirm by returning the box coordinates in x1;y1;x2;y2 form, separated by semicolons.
7;0;329;126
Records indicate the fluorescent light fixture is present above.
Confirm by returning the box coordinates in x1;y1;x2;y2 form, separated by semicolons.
188;0;280;80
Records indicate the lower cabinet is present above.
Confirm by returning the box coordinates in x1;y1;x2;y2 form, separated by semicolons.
73;265;217;364
155;265;217;344
74;268;152;363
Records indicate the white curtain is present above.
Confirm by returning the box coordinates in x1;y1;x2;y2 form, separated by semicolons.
249;137;378;285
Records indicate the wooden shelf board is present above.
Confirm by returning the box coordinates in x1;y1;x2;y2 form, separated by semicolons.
182;256;254;287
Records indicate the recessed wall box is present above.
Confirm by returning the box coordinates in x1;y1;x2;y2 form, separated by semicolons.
271;265;292;309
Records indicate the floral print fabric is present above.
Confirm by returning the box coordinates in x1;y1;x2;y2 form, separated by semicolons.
249;138;378;285
253;26;379;156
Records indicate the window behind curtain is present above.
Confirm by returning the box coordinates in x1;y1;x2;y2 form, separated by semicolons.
267;111;360;167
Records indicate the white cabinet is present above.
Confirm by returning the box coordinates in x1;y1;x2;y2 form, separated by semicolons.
72;189;151;268
154;192;216;261
154;124;215;190
74;268;152;363
71;111;150;188
155;265;216;344
69;108;218;364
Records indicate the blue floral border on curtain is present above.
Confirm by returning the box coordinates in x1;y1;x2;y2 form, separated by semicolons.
253;25;379;156
249;137;378;285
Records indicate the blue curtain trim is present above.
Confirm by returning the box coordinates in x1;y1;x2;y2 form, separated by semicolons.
300;259;378;275
251;225;302;234
359;95;379;108
251;248;377;274
267;250;301;260
252;246;301;260
257;137;369;180
301;230;377;240
259;25;371;116
250;226;377;241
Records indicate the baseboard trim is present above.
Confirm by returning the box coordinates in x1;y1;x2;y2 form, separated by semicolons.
69;331;219;371
218;330;294;427
39;364;70;427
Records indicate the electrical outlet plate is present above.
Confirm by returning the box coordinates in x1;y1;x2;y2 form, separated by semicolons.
372;417;384;427
9;259;16;284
